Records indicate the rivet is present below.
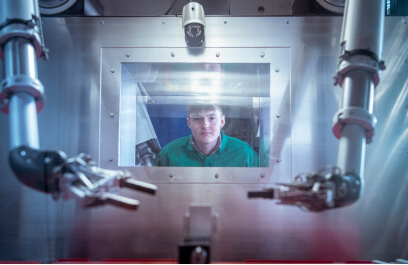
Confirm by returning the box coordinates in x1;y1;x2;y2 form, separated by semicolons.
20;150;26;157
276;114;281;118
169;173;174;178
224;21;227;24
260;52;265;58
162;21;166;24
100;21;104;24
261;174;265;178
44;157;51;164
171;52;175;57
286;21;289;24
109;112;114;117
215;173;219;178
277;158;281;163
216;53;220;57
108;158;113;162
110;68;115;73
275;67;280;73
125;52;130;57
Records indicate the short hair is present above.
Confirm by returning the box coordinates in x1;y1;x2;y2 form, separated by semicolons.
187;105;223;117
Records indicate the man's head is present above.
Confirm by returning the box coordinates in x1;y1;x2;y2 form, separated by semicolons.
187;105;225;150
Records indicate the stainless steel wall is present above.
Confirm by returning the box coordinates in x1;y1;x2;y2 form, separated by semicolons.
0;16;407;262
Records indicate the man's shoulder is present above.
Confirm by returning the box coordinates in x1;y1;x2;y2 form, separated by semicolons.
225;134;253;148
161;135;191;151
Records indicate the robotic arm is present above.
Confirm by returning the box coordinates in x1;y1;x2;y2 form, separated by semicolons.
249;0;385;211
0;0;157;210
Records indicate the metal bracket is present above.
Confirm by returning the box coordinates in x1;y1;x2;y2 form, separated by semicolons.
333;52;386;88
332;107;377;143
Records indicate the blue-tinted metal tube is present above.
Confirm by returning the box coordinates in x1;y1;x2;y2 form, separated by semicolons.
4;38;40;149
9;93;39;149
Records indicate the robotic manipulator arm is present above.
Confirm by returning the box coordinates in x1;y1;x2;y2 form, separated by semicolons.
249;0;386;212
0;0;157;210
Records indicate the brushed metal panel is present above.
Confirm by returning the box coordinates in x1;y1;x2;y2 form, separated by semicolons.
0;16;407;262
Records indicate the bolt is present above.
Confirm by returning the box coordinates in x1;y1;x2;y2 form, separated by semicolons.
261;174;265;178
20;150;26;157
108;158;113;162
169;173;174;178
109;112;114;117
215;173;219;178
276;114;281;118
216;53;220;57
277;158;281;163
125;52;130;57
275;67;280;73
110;68;115;73
260;52;265;58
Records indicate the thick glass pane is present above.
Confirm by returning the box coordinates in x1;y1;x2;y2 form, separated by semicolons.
119;63;270;167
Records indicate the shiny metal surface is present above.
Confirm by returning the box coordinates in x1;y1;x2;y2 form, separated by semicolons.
0;16;407;262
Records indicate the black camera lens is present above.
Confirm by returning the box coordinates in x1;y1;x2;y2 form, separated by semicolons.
184;23;205;47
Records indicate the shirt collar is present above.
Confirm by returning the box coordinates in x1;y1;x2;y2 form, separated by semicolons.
190;133;222;157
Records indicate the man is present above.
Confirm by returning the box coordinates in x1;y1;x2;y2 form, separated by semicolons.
154;105;259;167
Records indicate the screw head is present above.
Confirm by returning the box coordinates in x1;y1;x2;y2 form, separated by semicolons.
109;112;114;117
216;53;220;57
100;21;104;24
276;114;281;118
110;68;115;73
169;173;174;178
108;158;113;162
260;52;265;58
275;67;280;73
125;52;130;57
261;174;265;178
215;173;219;178
171;52;175;57
162;21;166;24
277;158;281;163
224;21;227;24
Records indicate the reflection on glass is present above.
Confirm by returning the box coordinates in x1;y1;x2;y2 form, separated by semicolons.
119;63;270;167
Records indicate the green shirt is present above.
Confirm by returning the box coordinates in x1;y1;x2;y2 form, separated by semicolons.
155;131;259;167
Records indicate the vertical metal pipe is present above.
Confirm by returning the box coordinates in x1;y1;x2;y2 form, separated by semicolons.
9;93;40;149
337;70;374;178
4;38;38;78
4;38;40;149
342;0;384;57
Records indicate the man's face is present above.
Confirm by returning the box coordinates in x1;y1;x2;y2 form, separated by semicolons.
187;108;225;147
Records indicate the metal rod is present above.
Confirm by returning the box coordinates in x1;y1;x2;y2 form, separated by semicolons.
4;38;40;149
9;92;40;149
337;70;374;178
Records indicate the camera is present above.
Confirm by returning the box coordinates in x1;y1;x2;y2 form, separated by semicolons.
182;2;205;47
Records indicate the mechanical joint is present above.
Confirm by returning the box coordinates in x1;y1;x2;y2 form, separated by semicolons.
0;75;45;113
0;19;48;60
333;51;385;88
332;107;377;143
